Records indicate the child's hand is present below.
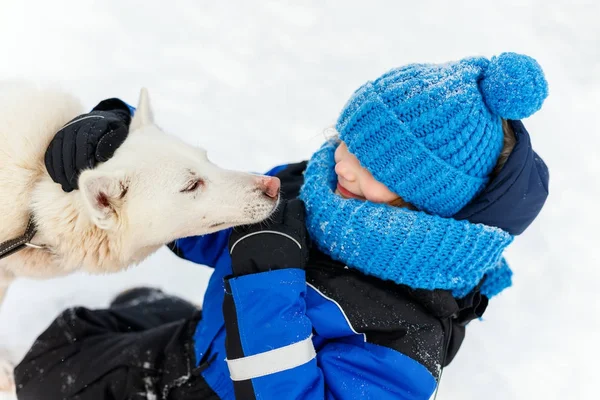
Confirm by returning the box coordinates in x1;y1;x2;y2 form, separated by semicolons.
45;98;131;192
228;199;310;276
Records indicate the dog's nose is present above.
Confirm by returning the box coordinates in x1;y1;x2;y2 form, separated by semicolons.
258;176;281;199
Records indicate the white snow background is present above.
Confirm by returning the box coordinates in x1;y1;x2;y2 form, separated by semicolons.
0;1;598;399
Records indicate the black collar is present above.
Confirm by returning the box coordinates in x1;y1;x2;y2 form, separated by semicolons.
0;216;39;260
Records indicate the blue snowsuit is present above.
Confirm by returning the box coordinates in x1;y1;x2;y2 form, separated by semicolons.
173;120;549;399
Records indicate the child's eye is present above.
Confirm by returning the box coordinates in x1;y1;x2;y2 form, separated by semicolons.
181;179;204;193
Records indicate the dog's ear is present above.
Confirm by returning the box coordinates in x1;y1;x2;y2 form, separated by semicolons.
79;170;129;230
130;87;154;131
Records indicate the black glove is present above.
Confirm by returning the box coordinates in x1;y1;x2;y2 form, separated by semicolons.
45;98;132;192
228;199;310;276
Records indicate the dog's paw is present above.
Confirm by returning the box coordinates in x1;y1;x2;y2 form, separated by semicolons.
0;359;15;396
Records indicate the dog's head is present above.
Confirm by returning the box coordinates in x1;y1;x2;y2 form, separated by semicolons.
3;85;281;279
77;89;280;260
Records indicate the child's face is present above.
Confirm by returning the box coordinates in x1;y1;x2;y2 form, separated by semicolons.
334;141;400;204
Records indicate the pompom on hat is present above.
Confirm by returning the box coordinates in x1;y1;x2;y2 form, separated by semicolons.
480;52;548;120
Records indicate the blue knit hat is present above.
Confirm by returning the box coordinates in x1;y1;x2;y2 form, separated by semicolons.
336;52;548;217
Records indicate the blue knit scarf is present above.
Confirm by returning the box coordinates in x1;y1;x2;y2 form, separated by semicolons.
299;142;515;298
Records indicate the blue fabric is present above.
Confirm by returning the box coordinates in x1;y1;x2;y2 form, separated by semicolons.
251;359;323;399
454;120;549;235
175;227;231;267
317;342;437;400
227;269;313;355
126;103;136;115
226;269;322;398
336;52;548;216
305;284;366;340
300;141;514;298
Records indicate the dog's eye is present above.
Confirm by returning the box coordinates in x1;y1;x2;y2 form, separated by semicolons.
181;179;204;193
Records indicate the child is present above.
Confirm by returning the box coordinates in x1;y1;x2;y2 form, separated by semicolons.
15;52;549;399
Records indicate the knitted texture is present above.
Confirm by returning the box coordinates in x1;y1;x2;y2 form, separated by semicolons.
336;52;548;217
300;142;514;298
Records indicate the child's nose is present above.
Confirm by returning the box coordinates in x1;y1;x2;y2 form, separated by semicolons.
335;162;357;182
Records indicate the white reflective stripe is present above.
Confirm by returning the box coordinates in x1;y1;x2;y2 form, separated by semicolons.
226;335;315;381
229;230;302;254
306;282;366;342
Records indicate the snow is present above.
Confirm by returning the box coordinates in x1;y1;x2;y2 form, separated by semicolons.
143;362;158;400
0;1;598;399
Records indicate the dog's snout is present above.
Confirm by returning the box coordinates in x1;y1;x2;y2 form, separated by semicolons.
258;176;280;199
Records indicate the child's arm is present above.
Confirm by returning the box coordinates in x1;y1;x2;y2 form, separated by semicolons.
45;98;132;192
223;200;437;399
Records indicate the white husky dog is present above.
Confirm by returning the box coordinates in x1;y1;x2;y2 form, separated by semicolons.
0;82;280;394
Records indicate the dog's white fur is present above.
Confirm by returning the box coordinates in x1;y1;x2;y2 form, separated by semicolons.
0;82;279;394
